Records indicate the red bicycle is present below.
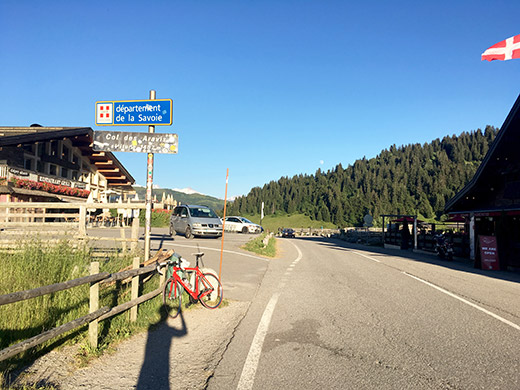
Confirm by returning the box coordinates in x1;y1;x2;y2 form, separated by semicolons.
157;252;223;318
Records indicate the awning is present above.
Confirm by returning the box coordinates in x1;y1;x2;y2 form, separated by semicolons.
445;215;466;223
391;217;423;223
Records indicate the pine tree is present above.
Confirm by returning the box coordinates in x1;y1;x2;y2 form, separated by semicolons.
230;127;499;226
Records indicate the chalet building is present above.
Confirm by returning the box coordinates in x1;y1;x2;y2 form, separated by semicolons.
445;94;520;271
0;126;135;203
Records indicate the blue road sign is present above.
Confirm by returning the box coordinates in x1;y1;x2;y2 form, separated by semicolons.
95;99;173;126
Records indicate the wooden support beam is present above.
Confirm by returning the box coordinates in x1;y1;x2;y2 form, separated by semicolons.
94;160;114;166
98;168;120;173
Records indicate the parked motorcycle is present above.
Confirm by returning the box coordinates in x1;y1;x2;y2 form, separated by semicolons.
434;233;454;260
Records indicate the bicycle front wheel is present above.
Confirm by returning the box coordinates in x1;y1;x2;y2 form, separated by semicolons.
163;277;182;318
198;272;223;309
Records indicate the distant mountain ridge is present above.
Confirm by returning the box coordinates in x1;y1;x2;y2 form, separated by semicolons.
133;186;225;211
172;187;202;195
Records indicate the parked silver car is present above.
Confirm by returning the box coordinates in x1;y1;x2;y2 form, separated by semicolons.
169;204;222;239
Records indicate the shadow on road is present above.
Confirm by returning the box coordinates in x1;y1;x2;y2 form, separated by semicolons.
288;236;520;284
146;232;173;252
136;308;188;390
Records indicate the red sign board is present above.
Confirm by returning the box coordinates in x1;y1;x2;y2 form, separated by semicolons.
478;235;500;270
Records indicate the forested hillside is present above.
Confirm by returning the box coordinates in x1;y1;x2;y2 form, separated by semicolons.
228;126;498;227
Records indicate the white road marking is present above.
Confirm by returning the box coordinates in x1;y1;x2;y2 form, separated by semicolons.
237;293;280;390
403;272;520;331
163;242;269;261
352;251;381;262
237;241;302;390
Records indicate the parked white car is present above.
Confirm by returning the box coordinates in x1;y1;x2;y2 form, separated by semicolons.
224;216;262;234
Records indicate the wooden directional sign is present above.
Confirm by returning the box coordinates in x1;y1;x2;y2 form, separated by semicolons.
93;131;178;154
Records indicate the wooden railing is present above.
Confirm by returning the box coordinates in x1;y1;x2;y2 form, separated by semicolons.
0;202;146;250
0;249;172;362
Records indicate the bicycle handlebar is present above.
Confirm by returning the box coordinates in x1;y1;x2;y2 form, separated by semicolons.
156;256;180;275
156;252;205;275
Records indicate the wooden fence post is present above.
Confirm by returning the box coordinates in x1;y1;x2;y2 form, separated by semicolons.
159;264;166;288
130;257;140;322
131;216;139;251
89;261;100;349
79;205;86;236
121;226;127;253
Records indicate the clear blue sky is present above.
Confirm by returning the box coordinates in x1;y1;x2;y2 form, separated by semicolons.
1;1;519;199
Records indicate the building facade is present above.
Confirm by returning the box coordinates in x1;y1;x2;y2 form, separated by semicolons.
445;94;520;271
0;126;135;203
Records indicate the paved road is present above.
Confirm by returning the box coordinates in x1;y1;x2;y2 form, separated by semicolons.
208;236;520;390
19;229;520;389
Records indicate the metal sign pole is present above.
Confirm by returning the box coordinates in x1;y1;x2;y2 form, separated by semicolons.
144;89;156;263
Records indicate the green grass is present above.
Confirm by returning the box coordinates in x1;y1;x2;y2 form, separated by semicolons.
239;212;337;232
0;375;57;390
0;239;164;375
139;208;172;227
242;233;277;258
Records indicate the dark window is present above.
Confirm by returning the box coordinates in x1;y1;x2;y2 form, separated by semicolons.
37;160;44;173
37;143;45;157
50;141;59;157
22;144;34;153
61;167;69;178
49;164;57;175
24;158;33;170
62;145;70;161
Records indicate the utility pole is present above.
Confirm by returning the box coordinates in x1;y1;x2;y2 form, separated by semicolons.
144;89;156;263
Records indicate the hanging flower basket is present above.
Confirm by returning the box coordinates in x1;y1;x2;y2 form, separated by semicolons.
5;177;90;198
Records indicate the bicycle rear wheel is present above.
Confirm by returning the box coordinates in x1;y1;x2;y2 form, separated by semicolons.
198;272;223;309
163;277;182;318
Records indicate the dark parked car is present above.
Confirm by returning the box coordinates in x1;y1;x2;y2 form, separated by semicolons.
281;228;295;238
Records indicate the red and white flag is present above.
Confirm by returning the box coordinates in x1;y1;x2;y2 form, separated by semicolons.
481;34;520;61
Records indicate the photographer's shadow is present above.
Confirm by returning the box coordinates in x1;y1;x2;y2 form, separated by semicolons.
136;308;188;390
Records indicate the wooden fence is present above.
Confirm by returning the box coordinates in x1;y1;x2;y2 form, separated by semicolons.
0;202;146;251
0;249;173;362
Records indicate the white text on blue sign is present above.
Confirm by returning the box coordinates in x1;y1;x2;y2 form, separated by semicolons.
96;99;173;126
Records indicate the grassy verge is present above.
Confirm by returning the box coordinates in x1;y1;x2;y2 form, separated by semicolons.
0;239;164;377
242;232;277;258
240;212;337;232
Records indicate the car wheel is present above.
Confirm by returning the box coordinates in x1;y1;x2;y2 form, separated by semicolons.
185;226;193;239
241;226;248;234
169;224;175;238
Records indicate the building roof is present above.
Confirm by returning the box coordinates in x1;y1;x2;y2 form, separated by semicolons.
445;94;520;214
0;126;135;189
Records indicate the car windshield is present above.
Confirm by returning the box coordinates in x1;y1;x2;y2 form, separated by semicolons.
189;207;218;218
240;217;253;224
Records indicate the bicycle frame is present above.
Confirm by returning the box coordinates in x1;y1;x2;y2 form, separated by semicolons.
161;254;223;318
167;265;214;301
